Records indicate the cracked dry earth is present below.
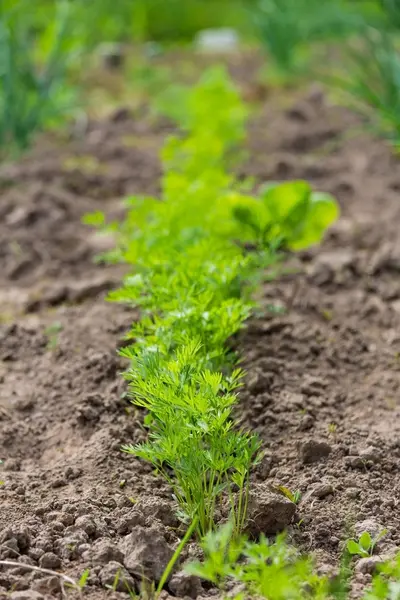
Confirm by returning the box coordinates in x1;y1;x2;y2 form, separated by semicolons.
1;63;400;600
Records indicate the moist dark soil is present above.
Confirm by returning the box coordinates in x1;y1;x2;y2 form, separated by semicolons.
1;53;400;599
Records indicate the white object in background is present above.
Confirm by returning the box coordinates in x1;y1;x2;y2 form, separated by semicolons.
194;28;240;53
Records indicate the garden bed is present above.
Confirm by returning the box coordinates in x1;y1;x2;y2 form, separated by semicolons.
1;55;400;599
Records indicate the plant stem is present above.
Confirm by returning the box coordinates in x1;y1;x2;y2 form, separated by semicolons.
156;516;199;595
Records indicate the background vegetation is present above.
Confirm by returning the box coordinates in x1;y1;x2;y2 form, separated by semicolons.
1;0;400;157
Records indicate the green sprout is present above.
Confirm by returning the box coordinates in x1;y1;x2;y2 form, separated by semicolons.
44;321;63;350
272;484;302;505
347;530;388;558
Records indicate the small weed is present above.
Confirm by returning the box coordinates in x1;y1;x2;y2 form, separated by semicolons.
321;308;334;321
78;568;90;588
266;302;286;315
328;422;338;436
272;484;302;505
347;530;388;558
157;517;198;594
108;568;136;597
44;321;63;350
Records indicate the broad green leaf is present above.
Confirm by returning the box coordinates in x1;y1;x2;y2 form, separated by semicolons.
347;540;362;555
288;191;339;250
261;180;311;222
360;531;372;552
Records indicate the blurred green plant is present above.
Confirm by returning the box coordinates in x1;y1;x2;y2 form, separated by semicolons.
186;521;400;600
334;29;400;148
379;0;400;28
131;0;255;43
220;180;338;252
252;0;367;79
186;522;330;598
0;0;77;156
28;0;255;48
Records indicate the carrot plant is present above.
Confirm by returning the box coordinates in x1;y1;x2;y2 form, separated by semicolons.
85;66;338;537
186;522;329;598
186;521;400;600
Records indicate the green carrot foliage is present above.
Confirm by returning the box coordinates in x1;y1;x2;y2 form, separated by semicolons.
85;67;338;537
186;521;400;600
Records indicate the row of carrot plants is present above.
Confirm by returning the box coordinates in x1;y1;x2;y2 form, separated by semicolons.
85;67;400;599
87;65;338;538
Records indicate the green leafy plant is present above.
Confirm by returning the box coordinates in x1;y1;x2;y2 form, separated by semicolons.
379;0;400;28
85;67;338;539
364;554;400;599
0;0;77;157
347;530;388;558
130;0;255;43
252;0;366;79
186;521;329;598
186;521;400;600
185;522;400;600
335;29;400;148
227;181;338;251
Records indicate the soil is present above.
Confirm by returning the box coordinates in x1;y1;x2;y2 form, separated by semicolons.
1;53;400;599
